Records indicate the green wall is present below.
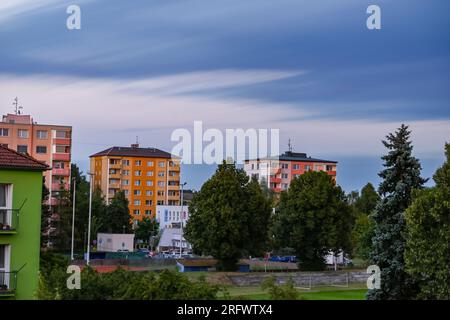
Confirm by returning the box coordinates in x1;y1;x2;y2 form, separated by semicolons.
0;169;43;300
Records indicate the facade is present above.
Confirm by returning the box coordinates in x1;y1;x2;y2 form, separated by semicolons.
97;233;135;252
90;144;181;224
155;205;189;230
157;227;191;253
0;145;49;299
244;150;337;192
0;113;72;206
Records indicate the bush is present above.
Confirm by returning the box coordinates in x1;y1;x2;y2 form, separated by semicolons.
261;276;299;300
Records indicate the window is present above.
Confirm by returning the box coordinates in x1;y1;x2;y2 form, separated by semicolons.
282;183;288;190
0;245;10;279
146;190;153;196
158;181;165;187
134;180;141;186
326;165;334;171
158;161;165;168
122;170;130;176
122;180;129;186
293;164;300;170
133;210;140;215
145;210;152;216
0;128;9;137
53;161;65;169
135;160;142;166
36;146;47;154
55;130;69;138
37;130;48;139
157;200;164;205
18;129;28;138
281;173;288;179
158;171;165;177
145;200;153;206
134;170;141;176
147;161;154;167
133;190;141;196
124;190;129;196
251;164;254;170
17;145;28;154
281;163;289;169
305;165;312;171
146;171;153;177
133;200;141;206
0;184;12;228
55;145;70;153
122;160;130;166
157;190;164;196
146;181;153;187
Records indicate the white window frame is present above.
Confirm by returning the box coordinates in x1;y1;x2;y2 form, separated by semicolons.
0;184;13;227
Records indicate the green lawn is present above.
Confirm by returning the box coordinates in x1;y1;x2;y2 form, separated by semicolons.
222;284;367;300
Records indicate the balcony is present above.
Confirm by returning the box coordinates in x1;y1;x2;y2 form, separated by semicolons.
54;138;71;145
51;182;70;191
168;165;180;172
52;168;70;176
0;209;19;234
0;271;17;297
270;176;281;183
109;161;121;169
53;153;70;161
108;172;121;179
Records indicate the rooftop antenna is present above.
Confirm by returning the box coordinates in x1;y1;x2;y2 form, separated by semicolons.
13;97;23;115
136;136;139;145
288;138;293;152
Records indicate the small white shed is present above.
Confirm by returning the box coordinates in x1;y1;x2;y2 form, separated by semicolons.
97;233;135;252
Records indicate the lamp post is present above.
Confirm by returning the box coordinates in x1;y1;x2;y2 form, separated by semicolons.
70;178;76;261
179;182;187;258
86;172;94;265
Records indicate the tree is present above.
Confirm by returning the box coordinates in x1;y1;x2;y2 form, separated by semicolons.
355;183;379;214
135;217;159;244
273;171;354;271
405;143;450;299
261;276;299;300
350;183;380;261
185;161;272;271
100;190;132;234
368;124;427;300
40;177;53;248
52;178;72;251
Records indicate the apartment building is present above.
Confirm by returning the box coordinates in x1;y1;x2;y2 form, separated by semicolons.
244;150;337;192
0;113;72;205
0;145;49;299
90;144;181;224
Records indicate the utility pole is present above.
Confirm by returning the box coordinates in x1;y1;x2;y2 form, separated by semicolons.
86;172;94;265
70;178;76;260
179;182;187;258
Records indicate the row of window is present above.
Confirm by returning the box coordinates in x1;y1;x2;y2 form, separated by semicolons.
110;169;170;177
115;179;167;187
111;159;174;167
0;128;69;139
251;162;334;171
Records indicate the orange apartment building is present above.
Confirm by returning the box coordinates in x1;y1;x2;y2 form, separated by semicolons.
90;144;181;225
0;113;72;205
244;150;337;193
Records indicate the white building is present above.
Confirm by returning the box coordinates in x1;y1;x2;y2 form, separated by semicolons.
97;233;135;252
157;228;192;253
155;205;189;230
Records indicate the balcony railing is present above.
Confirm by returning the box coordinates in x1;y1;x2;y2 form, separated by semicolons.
53;153;70;161
52;168;70;176
0;271;18;296
0;209;19;234
51;182;70;191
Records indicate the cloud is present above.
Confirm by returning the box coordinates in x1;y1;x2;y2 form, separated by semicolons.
1;71;449;167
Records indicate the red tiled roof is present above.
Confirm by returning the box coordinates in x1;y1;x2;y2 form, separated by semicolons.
0;145;49;171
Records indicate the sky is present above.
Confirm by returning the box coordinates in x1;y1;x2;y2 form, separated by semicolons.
0;0;449;192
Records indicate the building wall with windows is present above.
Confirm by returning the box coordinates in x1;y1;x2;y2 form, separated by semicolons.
155;205;189;230
90;145;181;225
0;113;72;205
0;146;48;299
244;151;338;192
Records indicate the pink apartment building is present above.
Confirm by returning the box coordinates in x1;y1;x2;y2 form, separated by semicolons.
0;113;72;206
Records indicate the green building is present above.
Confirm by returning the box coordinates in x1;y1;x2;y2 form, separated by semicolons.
0;145;48;299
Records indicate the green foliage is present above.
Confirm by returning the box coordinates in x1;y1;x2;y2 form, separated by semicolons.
349;183;379;262
405;143;450;299
273;171;354;271
185;161;272;271
40;177;52;248
261;276;299;300
99;190;132;234
134;217;159;243
368;124;427;300
37;253;221;300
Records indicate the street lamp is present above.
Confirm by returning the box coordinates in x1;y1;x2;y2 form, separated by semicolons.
179;181;187;258
86;172;94;265
70;177;76;261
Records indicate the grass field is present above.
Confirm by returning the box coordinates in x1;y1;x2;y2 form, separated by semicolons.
222;284;367;300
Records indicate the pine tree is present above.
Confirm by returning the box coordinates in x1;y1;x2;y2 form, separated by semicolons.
367;124;427;300
405;143;450;299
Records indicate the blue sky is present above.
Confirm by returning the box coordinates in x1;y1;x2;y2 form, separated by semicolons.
0;0;449;192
